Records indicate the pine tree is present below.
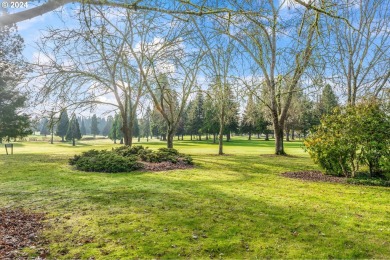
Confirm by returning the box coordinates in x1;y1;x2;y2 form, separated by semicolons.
319;84;338;116
142;107;151;141
203;93;219;143
240;94;257;140
192;91;205;140
109;114;123;144
80;118;87;135
56;110;69;142
91;114;99;138
40;118;50;136
0;22;31;142
225;86;239;141
66;115;82;146
102;116;113;137
133;118;140;142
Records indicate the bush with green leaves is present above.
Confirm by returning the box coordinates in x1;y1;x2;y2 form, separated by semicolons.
113;145;145;157
304;101;389;177
69;146;193;173
69;149;143;173
138;147;193;164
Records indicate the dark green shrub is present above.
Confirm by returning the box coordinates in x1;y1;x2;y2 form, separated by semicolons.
182;155;194;165
113;145;145;157
157;148;179;156
69;149;143;173
69;146;193;173
138;148;155;162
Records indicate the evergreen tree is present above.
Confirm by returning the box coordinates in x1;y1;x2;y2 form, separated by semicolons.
142;107;151;141
224;86;239;141
319;84;338;116
98;116;106;135
240;94;257;140
40;118;50;136
109;114;123;144
0;22;31;142
66;115;82;146
80;118;87;135
56;110;69;142
102;116;113;137
133;118;140;142
192;91;205;140
91;114;99;138
184;100;195;140
203;93;219;143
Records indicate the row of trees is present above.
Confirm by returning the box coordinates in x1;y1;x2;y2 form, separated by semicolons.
36;113;112;138
2;0;389;154
31;80;338;147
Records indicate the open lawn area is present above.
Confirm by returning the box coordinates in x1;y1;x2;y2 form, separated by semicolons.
1;138;389;258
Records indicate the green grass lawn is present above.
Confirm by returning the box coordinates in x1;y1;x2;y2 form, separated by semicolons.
0;137;389;259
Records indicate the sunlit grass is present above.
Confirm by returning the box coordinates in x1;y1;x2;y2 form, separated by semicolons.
0;137;389;258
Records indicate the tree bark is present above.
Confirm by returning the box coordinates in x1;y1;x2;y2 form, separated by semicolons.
167;130;175;148
286;128;290;142
226;132;231;142
274;123;285;155
248;132;252;140
218;124;224;155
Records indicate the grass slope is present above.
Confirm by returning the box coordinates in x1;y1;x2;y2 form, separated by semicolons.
0;138;389;258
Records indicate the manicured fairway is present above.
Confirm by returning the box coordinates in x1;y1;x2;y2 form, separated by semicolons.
0;138;389;258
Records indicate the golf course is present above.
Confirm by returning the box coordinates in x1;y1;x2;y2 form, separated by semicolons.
1;137;389;259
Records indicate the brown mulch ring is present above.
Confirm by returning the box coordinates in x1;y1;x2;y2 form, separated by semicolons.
282;170;347;184
142;161;194;172
0;208;48;259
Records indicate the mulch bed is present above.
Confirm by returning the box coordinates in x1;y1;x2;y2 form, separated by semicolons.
282;170;347;183
0;208;47;259
142;161;194;172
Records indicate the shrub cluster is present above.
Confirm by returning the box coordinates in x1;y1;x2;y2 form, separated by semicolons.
69;149;143;173
69;146;193;173
304;101;390;178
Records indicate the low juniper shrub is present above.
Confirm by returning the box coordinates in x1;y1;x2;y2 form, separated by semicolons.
69;145;193;173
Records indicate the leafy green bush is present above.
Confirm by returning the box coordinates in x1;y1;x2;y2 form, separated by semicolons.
69;146;193;173
305;101;390;177
69;149;143;173
137;147;190;163
113;145;145;157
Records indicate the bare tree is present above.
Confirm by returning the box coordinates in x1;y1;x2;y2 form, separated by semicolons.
329;0;390;105
0;0;350;27
215;0;322;155
190;15;239;155
32;7;147;146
